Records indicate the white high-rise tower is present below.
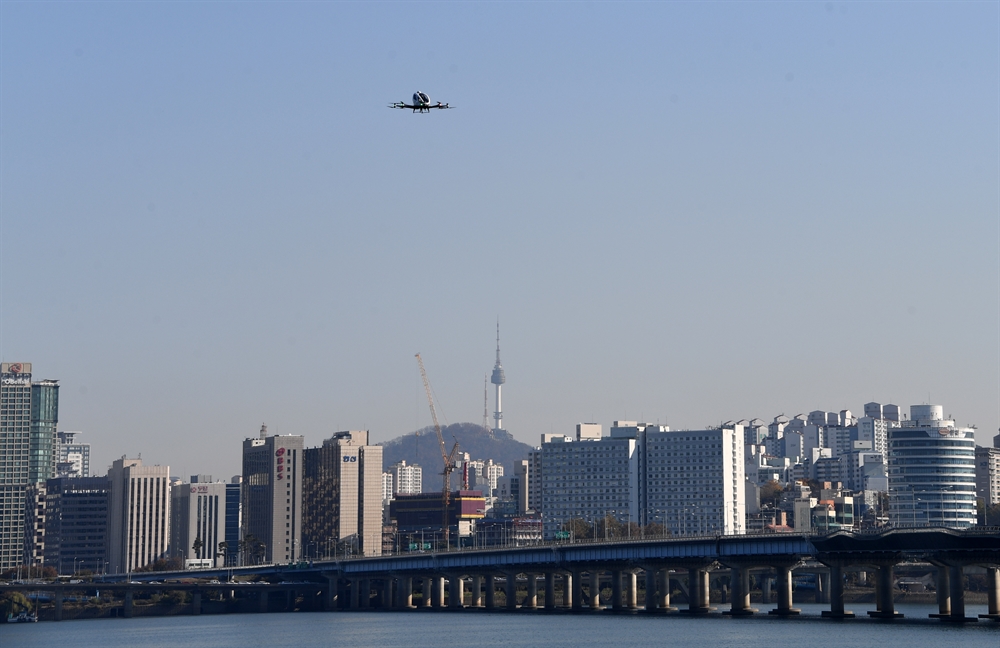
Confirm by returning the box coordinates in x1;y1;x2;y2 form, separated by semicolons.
490;323;505;434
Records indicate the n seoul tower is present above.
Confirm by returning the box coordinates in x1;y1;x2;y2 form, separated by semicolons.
490;322;506;435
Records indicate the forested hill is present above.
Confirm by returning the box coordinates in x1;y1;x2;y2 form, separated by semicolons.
379;423;534;492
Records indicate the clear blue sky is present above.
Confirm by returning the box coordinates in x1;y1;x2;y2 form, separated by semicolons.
2;1;997;479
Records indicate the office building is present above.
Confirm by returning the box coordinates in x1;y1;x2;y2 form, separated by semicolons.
55;431;90;478
241;425;304;564
107;457;171;573
301;430;383;558
225;476;241;566
887;405;977;528
171;477;227;568
1;363;61;570
37;477;109;575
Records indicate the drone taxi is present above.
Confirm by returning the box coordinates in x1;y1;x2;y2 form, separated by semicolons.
389;91;452;113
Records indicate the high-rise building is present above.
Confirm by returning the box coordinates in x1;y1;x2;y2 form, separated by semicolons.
171;478;227;568
29;380;59;484
640;423;746;536
887;405;977;528
539;427;639;540
975;445;1000;508
55;431;90;478
301;430;383;558
1;362;61;570
22;482;47;567
37;477;109;575
387;460;422;495
225;476;241;566
241;425;304;564
107;457;171;573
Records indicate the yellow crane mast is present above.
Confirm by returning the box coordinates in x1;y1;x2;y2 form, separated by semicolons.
415;353;460;549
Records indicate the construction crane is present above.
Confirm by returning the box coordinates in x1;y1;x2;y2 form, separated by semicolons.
415;353;461;549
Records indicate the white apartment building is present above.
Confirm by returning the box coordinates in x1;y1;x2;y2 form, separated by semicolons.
107;457;171;573
976;445;1000;507
539;428;639;540
388;460;422;495
641;424;745;536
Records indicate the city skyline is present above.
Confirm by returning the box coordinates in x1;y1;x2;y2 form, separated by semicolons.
2;2;997;480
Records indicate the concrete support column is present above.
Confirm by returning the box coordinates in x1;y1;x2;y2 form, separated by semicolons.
588;571;601;610
193;590;202;615
324;577;336;611
54;591;63;621
471;575;483;608
768;566;800;616
935;567;951;617
867;564;900;619
821;563;853;618
525;573;538;609
449;575;465;609
349;580;359;610
562;573;573;608
948;565;966;621
727;566;755;616
645;569;657;612
258;590;268;614
506;573;518;610
817;572;830;604
627;572;637;610
419;578;431;607
611;570;622;611
433;576;445;609
700;570;711;609
124;590;134;618
572;570;583;611
544;572;556;610
982;567;999;620
403;577;413;608
687;569;706;614
285;588;293;611
658;570;673;610
485;574;496;609
359;579;371;609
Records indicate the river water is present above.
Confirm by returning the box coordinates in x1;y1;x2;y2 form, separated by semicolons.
2;603;997;648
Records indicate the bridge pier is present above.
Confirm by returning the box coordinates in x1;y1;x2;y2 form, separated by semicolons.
930;566;951;618
193;590;202;615
485;574;496;609
626;572;637;609
471;575;483;608
525;573;538;609
449;575;464;609
324;576;337;610
433;576;445;609
725;566;756;616
817;571;830;604
572;570;583;611
505;572;518;610
588;571;601;610
544;572;556;610
54;590;63;621
867;564;902;619
820;562;854;618
661;569;676;611
258;590;269;614
644;568;657;612
943;564;977;622
349;580;359;609
611;570;622;610
403;576;413;608
981;566;1000;621
562;572;573;608
768;565;800;616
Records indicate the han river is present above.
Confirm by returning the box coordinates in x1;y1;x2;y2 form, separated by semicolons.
1;603;997;648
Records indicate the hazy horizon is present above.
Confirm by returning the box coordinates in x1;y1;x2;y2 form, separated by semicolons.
2;2;997;480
